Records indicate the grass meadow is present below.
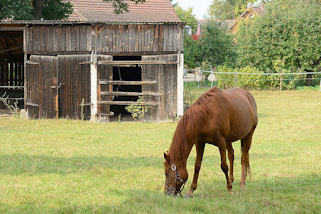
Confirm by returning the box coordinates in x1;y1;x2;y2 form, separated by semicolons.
0;88;321;213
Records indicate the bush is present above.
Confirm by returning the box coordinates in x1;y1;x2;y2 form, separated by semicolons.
214;66;315;90
125;96;151;121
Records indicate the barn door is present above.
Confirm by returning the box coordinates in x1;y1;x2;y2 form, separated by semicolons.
26;55;91;119
57;55;91;119
26;55;58;119
142;54;178;121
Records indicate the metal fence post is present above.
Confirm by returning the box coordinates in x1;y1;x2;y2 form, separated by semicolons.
198;69;200;88
280;74;282;91
211;69;213;88
234;72;238;88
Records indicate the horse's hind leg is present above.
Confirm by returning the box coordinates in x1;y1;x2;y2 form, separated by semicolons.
227;142;234;183
240;128;255;190
186;142;205;198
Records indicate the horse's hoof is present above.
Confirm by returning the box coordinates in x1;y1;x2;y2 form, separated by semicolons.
184;194;193;198
228;188;234;195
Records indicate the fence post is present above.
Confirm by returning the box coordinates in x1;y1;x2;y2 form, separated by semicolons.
280;74;282;91
211;69;213;88
234;72;238;88
198;69;200;88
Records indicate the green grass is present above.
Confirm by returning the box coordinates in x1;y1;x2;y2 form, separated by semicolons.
1;89;321;213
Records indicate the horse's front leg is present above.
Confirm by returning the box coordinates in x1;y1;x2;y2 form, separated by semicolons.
218;138;233;193
185;142;205;198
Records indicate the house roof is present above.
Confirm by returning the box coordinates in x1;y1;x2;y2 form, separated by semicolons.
67;0;182;23
228;6;264;31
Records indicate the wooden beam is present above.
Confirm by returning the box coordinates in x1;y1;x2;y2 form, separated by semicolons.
26;102;39;107
0;27;25;31
99;80;157;85
100;91;161;96
97;101;158;106
98;60;178;65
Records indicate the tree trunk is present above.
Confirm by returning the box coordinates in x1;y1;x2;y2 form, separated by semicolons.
33;0;44;20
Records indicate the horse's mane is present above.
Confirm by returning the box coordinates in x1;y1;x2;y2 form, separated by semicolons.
169;87;224;159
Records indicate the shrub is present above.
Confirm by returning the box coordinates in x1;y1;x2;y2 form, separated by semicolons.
125;96;151;121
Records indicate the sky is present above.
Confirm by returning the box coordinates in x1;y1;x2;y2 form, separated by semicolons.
172;0;213;20
172;0;264;20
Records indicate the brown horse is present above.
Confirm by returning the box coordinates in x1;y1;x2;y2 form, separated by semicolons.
164;87;258;197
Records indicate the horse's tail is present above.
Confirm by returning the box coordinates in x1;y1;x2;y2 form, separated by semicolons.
240;141;253;180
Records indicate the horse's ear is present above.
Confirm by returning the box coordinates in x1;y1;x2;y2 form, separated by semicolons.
164;152;170;163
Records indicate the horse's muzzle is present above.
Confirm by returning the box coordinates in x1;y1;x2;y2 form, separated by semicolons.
164;185;177;196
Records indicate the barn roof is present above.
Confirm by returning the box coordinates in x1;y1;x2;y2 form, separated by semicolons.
0;0;182;25
67;0;182;23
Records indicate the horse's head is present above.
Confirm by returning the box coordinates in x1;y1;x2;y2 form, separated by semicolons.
163;152;188;197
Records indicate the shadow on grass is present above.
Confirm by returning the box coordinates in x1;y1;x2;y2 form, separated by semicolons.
0;154;164;175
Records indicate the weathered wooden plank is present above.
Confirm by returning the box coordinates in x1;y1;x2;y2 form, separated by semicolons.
100;91;161;96
97;101;158;106
26;102;39;107
99;80;157;85
98;60;171;65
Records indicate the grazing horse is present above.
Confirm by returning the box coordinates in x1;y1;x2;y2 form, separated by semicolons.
164;87;258;197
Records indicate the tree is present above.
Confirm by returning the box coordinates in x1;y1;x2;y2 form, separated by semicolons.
174;5;198;33
105;0;145;14
33;0;73;20
184;34;202;68
208;0;257;20
236;1;321;84
0;0;33;20
173;5;199;68
198;21;237;67
0;0;73;20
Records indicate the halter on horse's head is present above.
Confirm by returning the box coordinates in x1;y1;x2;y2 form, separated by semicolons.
164;153;188;197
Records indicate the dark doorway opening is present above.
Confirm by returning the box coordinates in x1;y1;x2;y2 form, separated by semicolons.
110;56;142;121
0;31;24;112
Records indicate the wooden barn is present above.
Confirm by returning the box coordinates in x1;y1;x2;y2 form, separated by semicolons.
0;0;184;121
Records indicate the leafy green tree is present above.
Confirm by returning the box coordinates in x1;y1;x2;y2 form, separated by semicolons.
198;21;237;67
33;0;73;20
208;0;257;20
0;0;33;20
184;34;201;68
236;0;321;75
105;0;145;14
0;0;73;20
173;4;199;68
174;5;198;33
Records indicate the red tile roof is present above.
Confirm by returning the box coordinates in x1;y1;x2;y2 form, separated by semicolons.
228;6;265;31
67;0;182;23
